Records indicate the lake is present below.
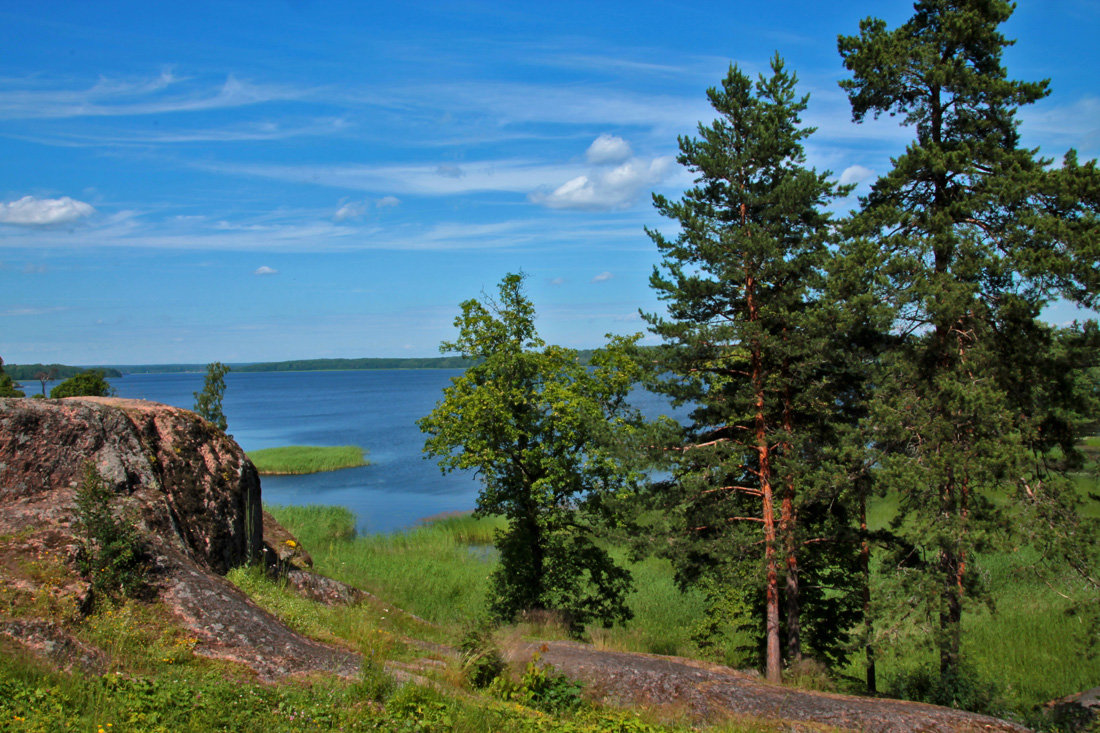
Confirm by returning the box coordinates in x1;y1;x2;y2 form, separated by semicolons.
96;370;679;535
101;370;479;535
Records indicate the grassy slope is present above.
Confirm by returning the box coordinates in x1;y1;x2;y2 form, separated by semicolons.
247;446;368;475
0;511;776;732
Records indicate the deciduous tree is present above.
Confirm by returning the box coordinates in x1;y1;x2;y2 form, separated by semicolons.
194;362;230;432
0;357;24;398
419;273;643;630
49;370;114;399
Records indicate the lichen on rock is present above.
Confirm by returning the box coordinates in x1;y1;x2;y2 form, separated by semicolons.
0;396;359;680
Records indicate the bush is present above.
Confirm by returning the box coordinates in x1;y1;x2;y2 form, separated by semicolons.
72;463;151;608
492;654;585;715
885;663;1002;715
459;625;506;689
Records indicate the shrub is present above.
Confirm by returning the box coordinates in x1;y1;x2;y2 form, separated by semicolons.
72;463;151;608
885;663;1002;715
459;625;506;689
492;653;585;715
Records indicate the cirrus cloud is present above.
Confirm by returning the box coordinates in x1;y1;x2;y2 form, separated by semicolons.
0;195;96;227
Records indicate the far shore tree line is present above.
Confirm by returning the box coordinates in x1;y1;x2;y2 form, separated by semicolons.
419;0;1099;697
0;359;231;436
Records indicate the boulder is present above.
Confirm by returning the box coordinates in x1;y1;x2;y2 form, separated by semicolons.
0;397;360;680
262;509;313;570
1047;687;1100;732
0;396;262;573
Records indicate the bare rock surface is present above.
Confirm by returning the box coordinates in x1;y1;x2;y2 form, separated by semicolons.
0;396;261;573
0;619;108;675
512;641;1030;733
262;509;314;569
0;396;359;680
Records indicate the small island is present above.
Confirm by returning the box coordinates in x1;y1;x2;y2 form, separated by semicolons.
246;445;369;475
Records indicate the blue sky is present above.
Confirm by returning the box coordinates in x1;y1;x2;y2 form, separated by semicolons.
1;1;1097;365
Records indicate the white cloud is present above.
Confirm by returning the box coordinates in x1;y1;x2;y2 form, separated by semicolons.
333;200;369;221
549;277;566;286
253;265;278;275
0;72;307;121
376;196;401;208
0;196;95;226
532;156;675;211
838;165;875;186
586;134;632;164
592;271;613;283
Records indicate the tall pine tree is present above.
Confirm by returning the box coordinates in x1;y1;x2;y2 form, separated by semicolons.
839;0;1100;680
644;56;852;683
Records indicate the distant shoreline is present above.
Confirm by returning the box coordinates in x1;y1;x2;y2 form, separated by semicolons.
7;351;607;377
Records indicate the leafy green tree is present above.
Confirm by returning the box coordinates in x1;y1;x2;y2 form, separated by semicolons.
194;362;230;432
0;357;25;397
643;57;853;682
838;0;1100;680
418;273;643;630
49;370;115;398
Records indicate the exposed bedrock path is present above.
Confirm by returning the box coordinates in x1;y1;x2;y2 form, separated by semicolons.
513;641;1029;733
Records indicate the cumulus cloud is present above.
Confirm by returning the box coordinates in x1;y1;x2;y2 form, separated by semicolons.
586;133;632;164
838;165;875;187
592;271;613;283
532;156;675;211
376;195;400;208
0;195;95;226
253;265;278;275
333;200;369;221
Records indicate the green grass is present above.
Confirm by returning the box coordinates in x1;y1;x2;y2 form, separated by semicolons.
0;591;776;732
266;504;501;627
267;505;709;658
247;445;368;475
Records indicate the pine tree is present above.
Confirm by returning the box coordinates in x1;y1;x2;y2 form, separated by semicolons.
838;0;1100;679
644;57;851;683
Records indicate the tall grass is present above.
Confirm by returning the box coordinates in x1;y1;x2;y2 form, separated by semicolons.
266;505;501;626
247;445;368;475
267;505;708;657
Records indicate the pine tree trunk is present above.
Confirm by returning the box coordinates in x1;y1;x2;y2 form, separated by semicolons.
746;269;782;685
782;485;801;664
860;488;876;694
780;377;801;664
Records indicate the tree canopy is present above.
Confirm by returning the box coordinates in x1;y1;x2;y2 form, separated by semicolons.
418;273;644;630
838;0;1100;679
193;362;231;432
49;370;115;399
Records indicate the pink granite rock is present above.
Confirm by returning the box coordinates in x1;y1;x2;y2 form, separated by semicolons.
0;396;262;573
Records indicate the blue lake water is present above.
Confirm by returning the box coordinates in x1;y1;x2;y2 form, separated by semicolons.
105;370;481;535
95;370;681;536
